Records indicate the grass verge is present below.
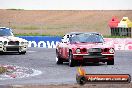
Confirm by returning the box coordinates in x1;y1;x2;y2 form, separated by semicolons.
15;33;131;38
12;25;39;30
0;66;7;74
15;33;63;37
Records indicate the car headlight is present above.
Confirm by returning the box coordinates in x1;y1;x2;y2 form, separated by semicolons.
109;48;115;53
76;48;81;53
21;42;24;45
4;41;7;45
21;42;28;45
0;41;3;45
25;42;28;45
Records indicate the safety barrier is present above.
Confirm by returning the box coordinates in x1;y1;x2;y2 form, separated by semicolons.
19;36;132;50
19;36;61;48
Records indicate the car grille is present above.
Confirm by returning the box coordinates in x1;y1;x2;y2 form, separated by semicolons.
6;47;19;51
89;52;102;55
88;48;102;55
8;41;19;45
88;48;102;53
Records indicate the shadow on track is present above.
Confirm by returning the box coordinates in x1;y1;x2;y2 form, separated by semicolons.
0;52;22;55
59;62;106;67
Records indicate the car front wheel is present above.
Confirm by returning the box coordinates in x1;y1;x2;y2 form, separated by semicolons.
56;57;63;64
107;59;114;65
19;51;26;55
56;50;63;64
0;52;3;54
69;51;75;67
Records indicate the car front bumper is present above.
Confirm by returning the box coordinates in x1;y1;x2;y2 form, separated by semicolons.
0;45;27;52
73;53;114;62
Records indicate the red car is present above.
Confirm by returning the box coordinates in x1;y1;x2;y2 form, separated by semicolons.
56;32;114;67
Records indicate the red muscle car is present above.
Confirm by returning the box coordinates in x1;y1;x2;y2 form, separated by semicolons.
56;32;114;67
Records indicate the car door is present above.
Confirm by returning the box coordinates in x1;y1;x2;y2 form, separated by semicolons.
60;34;69;59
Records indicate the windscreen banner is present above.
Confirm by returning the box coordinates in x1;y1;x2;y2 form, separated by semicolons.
19;36;132;50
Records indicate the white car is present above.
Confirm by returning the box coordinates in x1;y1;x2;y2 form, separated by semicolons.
0;27;28;54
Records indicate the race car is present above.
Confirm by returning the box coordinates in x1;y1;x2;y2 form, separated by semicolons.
56;32;115;67
0;27;28;54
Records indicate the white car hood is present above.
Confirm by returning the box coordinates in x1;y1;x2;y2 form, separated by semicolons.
0;36;28;42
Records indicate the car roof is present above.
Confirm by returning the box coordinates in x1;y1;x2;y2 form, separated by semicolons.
67;32;101;36
0;27;10;29
67;32;83;35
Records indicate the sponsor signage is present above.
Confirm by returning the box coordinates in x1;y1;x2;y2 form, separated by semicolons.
19;36;61;48
76;67;131;85
104;38;132;50
76;74;131;85
19;36;132;50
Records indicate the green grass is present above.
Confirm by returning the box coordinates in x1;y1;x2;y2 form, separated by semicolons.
0;66;7;74
15;33;131;38
11;24;131;38
103;35;131;38
6;8;24;10
15;33;63;37
42;24;73;30
11;24;76;30
12;25;39;30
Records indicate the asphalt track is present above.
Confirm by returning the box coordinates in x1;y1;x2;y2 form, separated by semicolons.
0;48;132;85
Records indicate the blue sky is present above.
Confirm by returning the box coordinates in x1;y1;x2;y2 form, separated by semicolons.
0;0;132;10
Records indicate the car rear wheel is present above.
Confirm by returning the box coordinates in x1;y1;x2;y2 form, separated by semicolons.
69;51;75;67
56;50;63;64
94;62;99;64
19;51;26;55
56;57;63;64
107;59;114;65
0;52;3;54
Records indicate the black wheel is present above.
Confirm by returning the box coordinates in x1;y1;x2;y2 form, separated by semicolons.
69;51;75;67
19;51;26;55
0;52;3;55
107;59;114;65
56;50;63;64
94;62;99;64
76;75;87;85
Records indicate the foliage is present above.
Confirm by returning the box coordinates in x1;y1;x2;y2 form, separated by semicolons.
0;66;7;74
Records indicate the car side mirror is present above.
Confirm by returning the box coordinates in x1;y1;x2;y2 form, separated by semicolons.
67;35;69;38
61;38;67;43
61;39;64;43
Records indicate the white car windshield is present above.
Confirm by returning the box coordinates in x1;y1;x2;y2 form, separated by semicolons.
0;28;13;36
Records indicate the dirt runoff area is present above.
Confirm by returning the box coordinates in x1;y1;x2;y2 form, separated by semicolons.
1;83;131;88
0;10;132;36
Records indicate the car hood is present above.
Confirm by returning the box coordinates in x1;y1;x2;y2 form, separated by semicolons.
70;42;113;49
0;36;28;42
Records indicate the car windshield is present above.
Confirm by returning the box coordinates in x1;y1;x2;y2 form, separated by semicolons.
70;33;104;43
0;28;13;36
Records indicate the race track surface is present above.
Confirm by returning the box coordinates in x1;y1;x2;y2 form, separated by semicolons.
0;48;132;85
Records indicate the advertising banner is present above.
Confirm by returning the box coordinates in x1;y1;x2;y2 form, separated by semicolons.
104;38;132;50
19;36;132;50
19;36;61;48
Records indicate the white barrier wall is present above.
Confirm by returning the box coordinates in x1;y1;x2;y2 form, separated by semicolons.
104;38;132;50
19;36;132;50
